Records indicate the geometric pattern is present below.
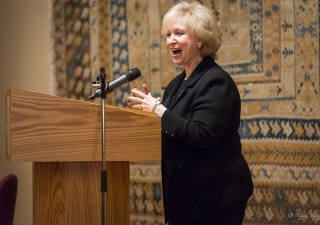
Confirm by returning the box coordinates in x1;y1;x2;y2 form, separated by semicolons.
245;185;320;224
50;0;320;224
50;0;99;100
240;118;320;141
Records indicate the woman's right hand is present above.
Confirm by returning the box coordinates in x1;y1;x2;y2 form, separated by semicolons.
127;84;166;118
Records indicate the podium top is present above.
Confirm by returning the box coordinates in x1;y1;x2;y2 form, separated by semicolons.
6;88;161;162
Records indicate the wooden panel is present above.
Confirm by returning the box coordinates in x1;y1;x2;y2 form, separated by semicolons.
6;88;161;162
106;162;130;224
33;162;129;225
33;162;67;224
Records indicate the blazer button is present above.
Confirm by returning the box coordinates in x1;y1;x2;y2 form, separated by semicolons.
165;131;168;134
171;134;174;138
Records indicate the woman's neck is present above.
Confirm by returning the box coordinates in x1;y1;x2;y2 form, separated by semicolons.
183;56;203;79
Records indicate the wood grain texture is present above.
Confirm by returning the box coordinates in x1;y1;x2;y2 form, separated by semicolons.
6;88;161;162
5;94;11;161
33;162;129;225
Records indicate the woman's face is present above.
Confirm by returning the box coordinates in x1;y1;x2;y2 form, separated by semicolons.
165;15;203;68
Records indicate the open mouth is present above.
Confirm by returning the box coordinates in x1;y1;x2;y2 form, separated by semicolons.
172;49;182;56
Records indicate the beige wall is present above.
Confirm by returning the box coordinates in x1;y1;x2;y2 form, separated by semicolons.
0;1;51;224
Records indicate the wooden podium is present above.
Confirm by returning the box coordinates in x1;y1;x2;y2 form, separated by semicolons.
5;88;161;225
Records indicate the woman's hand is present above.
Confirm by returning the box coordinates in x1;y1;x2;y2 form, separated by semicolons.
127;84;166;117
127;84;160;112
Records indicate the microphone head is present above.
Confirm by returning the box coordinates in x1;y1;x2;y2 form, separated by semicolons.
126;68;141;81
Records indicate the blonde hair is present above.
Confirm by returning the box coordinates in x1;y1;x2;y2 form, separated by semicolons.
161;1;222;60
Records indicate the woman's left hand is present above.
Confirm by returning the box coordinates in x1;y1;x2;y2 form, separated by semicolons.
127;84;160;112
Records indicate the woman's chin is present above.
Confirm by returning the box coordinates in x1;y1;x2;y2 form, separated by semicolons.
171;58;182;65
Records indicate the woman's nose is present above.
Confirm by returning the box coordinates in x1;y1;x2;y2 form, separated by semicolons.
167;35;176;44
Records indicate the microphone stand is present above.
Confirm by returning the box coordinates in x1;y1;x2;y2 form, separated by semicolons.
89;70;108;225
88;67;140;224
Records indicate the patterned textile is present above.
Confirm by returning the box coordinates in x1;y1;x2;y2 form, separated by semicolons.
50;0;320;224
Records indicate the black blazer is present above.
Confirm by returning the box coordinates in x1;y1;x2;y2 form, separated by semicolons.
161;57;253;224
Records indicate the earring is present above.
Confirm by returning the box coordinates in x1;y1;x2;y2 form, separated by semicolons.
198;43;202;48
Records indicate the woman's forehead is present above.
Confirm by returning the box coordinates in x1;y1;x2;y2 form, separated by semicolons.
166;15;189;29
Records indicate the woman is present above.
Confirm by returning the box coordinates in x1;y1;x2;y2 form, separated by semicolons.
128;2;253;225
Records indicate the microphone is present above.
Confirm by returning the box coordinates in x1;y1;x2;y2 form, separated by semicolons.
88;67;141;100
106;67;141;94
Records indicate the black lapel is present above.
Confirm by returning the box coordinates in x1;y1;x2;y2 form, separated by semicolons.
166;57;215;110
164;74;185;109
